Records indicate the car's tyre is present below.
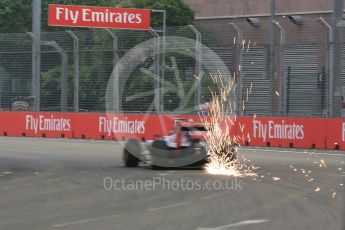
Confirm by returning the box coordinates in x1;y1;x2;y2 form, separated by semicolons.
123;139;140;167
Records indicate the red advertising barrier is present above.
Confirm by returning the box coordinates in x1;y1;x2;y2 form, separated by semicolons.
0;112;201;141
0;112;344;151
325;119;345;150
237;116;327;149
103;114;202;140
73;113;175;141
48;4;151;30
0;112;74;138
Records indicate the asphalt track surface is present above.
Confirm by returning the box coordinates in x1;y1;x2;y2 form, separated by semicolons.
0;137;344;230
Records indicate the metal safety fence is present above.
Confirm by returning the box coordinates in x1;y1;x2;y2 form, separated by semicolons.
0;19;344;117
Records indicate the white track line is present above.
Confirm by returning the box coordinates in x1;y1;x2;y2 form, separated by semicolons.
0;136;122;145
201;192;223;200
196;219;269;230
241;148;345;157
46;177;67;183
53;214;121;227
148;202;192;212
307;152;345;157
158;173;169;176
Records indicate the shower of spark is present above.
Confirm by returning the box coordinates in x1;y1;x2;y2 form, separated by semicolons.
201;74;257;177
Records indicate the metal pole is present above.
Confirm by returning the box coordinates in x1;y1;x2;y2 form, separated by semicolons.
66;30;79;112
0;68;2;108
151;9;166;112
272;20;286;116
149;27;161;114
106;29;119;113
32;0;41;111
270;0;275;21
162;10;166;112
61;52;68;112
42;41;68;111
269;0;276;115
230;23;243;115
331;0;343;117
27;32;38;110
286;66;291;114
318;17;333;117
188;25;202;112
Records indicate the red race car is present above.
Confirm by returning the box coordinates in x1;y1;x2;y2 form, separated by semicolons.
123;119;208;169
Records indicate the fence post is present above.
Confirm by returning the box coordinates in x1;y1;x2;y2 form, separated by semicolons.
66;30;79;113
27;32;40;111
149;27;161;114
331;0;343;117
0;67;1;108
106;29;119;113
272;20;286;116
286;66;291;114
269;0;276;116
32;0;41;112
151;10;166;112
188;25;202;112
317;17;333;117
41;41;68;112
230;23;243;115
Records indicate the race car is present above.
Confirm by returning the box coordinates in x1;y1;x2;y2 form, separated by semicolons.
123;119;209;169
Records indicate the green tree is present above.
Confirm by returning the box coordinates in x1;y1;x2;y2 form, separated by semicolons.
0;0;195;32
0;0;122;32
0;0;32;32
121;0;195;27
0;0;196;112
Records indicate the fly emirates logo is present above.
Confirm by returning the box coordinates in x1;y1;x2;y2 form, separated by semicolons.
99;116;145;136
48;4;151;30
26;115;71;133
253;120;304;142
54;7;143;24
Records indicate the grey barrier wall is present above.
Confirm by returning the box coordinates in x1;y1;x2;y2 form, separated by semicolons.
0;20;344;117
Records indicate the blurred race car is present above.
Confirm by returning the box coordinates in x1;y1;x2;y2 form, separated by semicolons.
123;119;208;169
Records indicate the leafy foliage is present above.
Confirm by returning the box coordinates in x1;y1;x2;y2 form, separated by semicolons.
0;0;196;112
0;0;195;32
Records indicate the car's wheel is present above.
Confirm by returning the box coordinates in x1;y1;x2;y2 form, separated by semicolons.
123;139;140;167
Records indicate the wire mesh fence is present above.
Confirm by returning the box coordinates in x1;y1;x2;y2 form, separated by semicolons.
0;19;344;117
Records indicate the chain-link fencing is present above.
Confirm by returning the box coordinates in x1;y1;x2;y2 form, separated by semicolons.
0;19;344;117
